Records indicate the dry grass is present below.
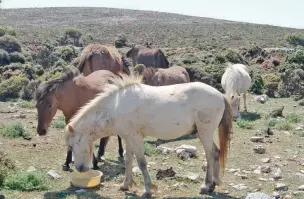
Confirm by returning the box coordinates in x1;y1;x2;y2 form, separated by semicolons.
0;94;303;199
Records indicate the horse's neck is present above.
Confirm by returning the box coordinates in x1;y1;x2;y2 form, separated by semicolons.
225;70;239;94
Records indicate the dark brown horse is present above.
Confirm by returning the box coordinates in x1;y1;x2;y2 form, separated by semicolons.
78;43;130;76
126;44;169;68
133;65;190;86
34;66;123;171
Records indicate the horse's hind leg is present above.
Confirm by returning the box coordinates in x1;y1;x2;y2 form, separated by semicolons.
243;92;247;112
62;149;72;171
196;128;216;194
127;136;157;198
118;136;124;158
212;142;221;186
97;137;110;162
120;141;135;191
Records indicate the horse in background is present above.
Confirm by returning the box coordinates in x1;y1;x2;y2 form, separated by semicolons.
126;44;169;68
65;74;233;198
34;66;124;171
78;43;131;76
133;65;190;86
221;63;252;119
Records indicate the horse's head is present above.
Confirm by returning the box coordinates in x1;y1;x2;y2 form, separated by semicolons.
227;92;241;120
34;84;59;136
65;124;93;172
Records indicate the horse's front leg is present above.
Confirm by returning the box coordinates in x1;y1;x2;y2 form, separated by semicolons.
97;137;109;162
128;136;157;198
118;136;124;158
62;148;72;171
243;92;247;112
92;152;99;170
119;141;135;191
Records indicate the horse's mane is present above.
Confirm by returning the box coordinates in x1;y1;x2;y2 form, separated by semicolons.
69;73;144;125
34;66;80;104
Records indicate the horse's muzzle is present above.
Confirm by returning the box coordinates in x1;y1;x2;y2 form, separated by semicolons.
76;165;89;173
37;127;47;136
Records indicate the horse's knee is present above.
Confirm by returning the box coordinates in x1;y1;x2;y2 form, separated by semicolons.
213;147;220;162
138;158;148;171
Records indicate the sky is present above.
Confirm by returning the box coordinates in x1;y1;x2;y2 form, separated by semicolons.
1;0;304;29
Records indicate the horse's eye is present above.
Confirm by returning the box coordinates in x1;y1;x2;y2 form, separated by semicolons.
48;105;52;108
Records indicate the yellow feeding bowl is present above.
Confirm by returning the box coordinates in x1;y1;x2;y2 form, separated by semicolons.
70;170;103;188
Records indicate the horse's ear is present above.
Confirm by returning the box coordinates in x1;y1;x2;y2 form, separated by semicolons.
68;124;74;136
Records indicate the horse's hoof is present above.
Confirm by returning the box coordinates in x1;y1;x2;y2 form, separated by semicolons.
119;184;129;192
96;156;105;162
92;165;99;170
141;192;152;199
62;165;70;172
200;183;215;194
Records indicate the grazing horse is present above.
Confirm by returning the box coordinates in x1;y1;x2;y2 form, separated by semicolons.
221;63;252;119
133;65;190;86
65;74;233;198
34;66;124;171
78;43;131;76
126;44;169;68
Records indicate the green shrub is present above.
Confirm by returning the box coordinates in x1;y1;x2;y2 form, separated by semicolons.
9;52;25;64
286;113;301;123
114;34;127;48
1;62;23;73
0;35;21;53
35;65;44;76
20;80;39;101
0;49;10;66
0;26;5;37
51;116;65;129
54;45;77;62
285;33;304;46
0;123;31;140
18;101;35;109
249;68;264;94
143;141;158;156
64;27;82;46
267;118;278;127
225;49;245;64
236;119;254;129
33;46;57;68
0;151;16;187
4;171;48;191
0;26;17;37
276;121;293;131
0;75;29;101
214;55;226;64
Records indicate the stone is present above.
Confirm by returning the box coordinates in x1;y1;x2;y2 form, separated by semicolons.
298;185;304;191
132;167;140;174
227;168;240;173
253;145;266;154
75;189;86;194
258;178;268;181
293;191;304;196
283;195;291;199
47;170;61;179
272;192;280;199
156;146;174;154
186;173;200;182
27;166;36;172
250;136;264;143
261;166;271;173
171;182;186;189
254;166;262;174
254;95;269;104
245;192;271;199
274;183;288;191
0;192;4;199
261;158;271;163
272;168;282;180
295;172;304;180
232;184;247;191
296;126;303;131
174;145;197;157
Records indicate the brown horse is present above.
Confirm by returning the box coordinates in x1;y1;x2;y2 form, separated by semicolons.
126;44;169;68
133;65;190;86
78;43;131;76
34;66;124;171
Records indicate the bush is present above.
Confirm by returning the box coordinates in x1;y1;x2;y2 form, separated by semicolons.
225;49;246;64
278;69;304;98
9;52;25;64
51;116;65;129
0;27;5;37
35;65;44;76
0;75;29;101
0;49;10;66
249;68;264;94
64;27;82;46
23;64;36;80
286;113;301;123
54;45;77;62
0;151;16;187
0;26;17;37
143;141;158;156
285;33;304;46
0;123;31;140
33;46;57;68
0;35;21;53
276;121;293;131
285;46;304;64
4;171;48;191
114;34;127;48
263;73;280;97
18;101;35;109
236;119;254;129
20;80;39;101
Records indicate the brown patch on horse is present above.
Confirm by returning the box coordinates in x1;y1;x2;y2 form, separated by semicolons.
78;44;130;76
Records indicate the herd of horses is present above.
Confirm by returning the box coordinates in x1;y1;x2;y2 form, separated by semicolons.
33;43;252;197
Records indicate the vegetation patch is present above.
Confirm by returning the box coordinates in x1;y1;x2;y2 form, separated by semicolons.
236;119;254;129
51;116;65;129
143;141;158;156
276;121;293;131
0;151;16;187
285;113;301;123
18;101;35;109
0;123;31;140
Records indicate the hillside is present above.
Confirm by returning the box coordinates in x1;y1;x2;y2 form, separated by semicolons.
1;7;304;49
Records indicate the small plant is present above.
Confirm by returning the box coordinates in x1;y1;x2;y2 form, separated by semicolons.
286;113;301;123
276;121;293;131
0;123;31;140
236;119;254;129
51;116;65;129
0;75;29;101
143;141;158;156
267;118;278;127
0;151;16;187
4;171;48;191
18;101;35;109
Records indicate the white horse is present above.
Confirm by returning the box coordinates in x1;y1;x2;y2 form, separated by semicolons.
221;63;252;119
65;74;233;198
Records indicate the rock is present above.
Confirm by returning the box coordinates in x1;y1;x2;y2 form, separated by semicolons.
0;192;4;199
274;183;288;191
232;184;247;191
132;167;140;174
157;146;174;154
293;191;304;196
258;178;268;181
272;168;282;180
268;106;284;118
300;170;304;174
174;145;197;157
261;166;271;173
296;126;303;131
261;158;271;163
245;192;271;199
254;166;262;174
186;173;200;182
298;185;304;191
283;195;291;199
27;166;36;172
156;167;175;180
75;189;86;194
253;145;266;154
175;149;192;160
250;136;264;143
227;168;241;173
125;191;136;196
254;95;269;104
273;191;280;199
295;172;304;180
171;182;186;189
47;170;61;179
299;99;304;106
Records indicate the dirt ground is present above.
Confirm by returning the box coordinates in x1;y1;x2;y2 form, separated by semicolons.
0;94;304;199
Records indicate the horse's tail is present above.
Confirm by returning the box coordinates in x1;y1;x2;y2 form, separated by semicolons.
78;52;94;73
157;49;169;68
218;95;233;173
121;55;131;75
